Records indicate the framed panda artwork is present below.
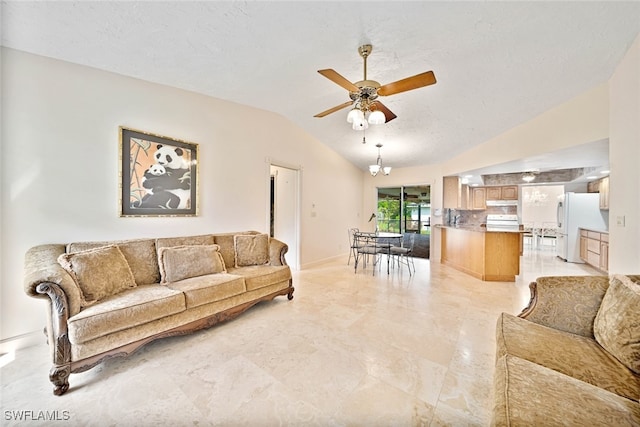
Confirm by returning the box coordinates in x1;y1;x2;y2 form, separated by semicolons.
119;127;199;217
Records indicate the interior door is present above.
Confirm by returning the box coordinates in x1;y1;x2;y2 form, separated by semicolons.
270;165;299;270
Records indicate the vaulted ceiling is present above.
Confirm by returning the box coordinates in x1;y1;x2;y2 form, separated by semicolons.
2;1;639;175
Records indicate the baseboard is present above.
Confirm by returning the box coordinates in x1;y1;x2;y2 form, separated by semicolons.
0;330;43;356
300;253;346;270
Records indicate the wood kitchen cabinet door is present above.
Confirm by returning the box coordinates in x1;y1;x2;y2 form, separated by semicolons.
501;186;518;200
599;177;609;210
443;176;462;209
486;187;501;200
472;187;486;210
580;236;588;261
600;242;609;272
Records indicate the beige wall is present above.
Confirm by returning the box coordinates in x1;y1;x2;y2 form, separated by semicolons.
609;34;640;273
0;48;364;347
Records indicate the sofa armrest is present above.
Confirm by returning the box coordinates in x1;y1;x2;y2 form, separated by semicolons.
24;244;82;317
518;275;609;337
269;238;289;266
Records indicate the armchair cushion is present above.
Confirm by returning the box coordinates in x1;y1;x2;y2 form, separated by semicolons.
594;275;640;374
234;234;269;267
58;245;137;307
492;355;640;427
496;313;640;401
158;245;226;284
521;275;609;337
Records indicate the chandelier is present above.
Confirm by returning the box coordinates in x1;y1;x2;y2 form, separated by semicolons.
369;143;391;176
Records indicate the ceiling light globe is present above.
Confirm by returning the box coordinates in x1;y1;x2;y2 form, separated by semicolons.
346;108;361;123
352;119;369;131
383;166;392;176
368;110;385;125
369;164;380;176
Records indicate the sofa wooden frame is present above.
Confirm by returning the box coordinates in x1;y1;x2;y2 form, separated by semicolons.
37;279;294;396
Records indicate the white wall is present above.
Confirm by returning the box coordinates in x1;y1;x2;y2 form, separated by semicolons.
609;34;640;273
0;48;363;346
521;185;565;228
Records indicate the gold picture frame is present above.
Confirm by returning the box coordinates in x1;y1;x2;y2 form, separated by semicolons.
119;127;199;217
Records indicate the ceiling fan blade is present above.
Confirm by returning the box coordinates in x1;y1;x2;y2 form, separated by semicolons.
372;101;397;123
377;71;437;96
314;100;354;118
317;69;360;92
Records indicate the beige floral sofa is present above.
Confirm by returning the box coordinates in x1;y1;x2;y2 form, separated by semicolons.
492;274;640;426
24;231;293;396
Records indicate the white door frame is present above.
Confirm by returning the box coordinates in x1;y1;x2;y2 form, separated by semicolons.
266;159;301;270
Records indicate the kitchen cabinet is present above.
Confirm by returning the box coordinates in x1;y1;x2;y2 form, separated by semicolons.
461;184;470;210
580;232;588;261
600;240;609;272
483;185;519;201
443;176;462;209
440;226;522;281
486;187;501;200
588;176;609;210
580;228;609;272
599;176;609;210
501;186;518;200
472;187;487;210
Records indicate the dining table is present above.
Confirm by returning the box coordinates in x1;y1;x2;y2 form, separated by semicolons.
353;231;403;275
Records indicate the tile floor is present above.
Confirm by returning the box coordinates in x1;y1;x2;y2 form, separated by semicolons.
1;246;600;426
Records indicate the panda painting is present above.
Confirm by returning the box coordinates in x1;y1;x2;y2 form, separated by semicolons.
154;144;190;169
122;128;198;216
132;164;181;209
140;144;193;209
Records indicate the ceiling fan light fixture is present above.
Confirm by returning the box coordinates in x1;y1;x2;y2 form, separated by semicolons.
368;109;385;125
346;108;362;123
352;118;369;131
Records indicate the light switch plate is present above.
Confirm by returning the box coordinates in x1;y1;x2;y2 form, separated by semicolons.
616;216;625;227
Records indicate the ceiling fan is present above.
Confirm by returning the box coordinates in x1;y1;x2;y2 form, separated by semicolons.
314;44;437;129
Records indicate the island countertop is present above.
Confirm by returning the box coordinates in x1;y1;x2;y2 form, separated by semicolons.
435;224;525;233
439;225;522;281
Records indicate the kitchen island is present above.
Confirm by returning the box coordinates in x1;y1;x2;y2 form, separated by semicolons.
438;225;523;282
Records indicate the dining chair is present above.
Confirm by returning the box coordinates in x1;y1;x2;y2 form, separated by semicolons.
347;227;361;265
353;232;388;275
540;222;559;249
390;233;416;275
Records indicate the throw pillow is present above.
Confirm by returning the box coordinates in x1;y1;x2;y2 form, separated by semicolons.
58;245;137;307
158;244;226;284
594;274;640;374
234;234;270;267
68;239;159;286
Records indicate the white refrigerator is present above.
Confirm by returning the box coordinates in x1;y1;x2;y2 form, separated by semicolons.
556;192;608;263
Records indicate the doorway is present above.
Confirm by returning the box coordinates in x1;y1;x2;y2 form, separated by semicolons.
377;185;431;258
269;164;300;270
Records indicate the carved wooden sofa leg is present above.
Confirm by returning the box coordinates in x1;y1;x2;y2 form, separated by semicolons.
50;365;71;396
287;285;295;300
36;283;72;396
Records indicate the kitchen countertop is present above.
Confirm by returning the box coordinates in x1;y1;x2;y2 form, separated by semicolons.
580;227;609;234
435;224;525;233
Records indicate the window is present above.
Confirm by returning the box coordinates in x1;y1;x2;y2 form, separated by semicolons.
377;186;431;234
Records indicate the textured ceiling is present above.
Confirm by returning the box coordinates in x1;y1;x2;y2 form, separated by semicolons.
2;1;639;173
